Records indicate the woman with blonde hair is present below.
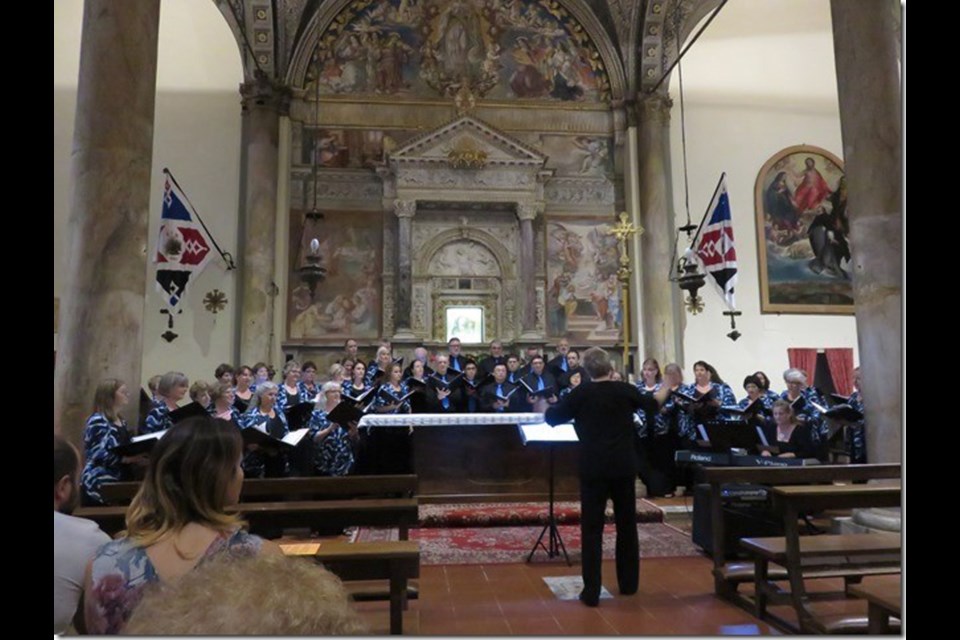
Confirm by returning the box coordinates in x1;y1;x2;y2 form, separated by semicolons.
760;400;824;460
83;417;280;634
81;379;147;506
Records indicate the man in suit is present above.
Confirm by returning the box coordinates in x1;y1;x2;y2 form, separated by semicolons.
543;347;655;607
478;340;506;376
547;337;572;378
447;337;467;374
480;363;518;413
521;355;558;409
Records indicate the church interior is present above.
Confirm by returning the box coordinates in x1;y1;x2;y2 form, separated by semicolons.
54;0;903;635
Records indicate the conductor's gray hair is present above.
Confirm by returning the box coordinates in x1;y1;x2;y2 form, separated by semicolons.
581;347;612;379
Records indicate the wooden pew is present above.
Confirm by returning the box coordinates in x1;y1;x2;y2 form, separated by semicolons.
99;474;418;505
700;463;900;603
741;532;900;628
759;483;901;634
76;497;419;540
281;541;420;635
848;575;902;634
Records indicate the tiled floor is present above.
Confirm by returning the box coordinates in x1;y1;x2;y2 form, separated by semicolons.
354;555;782;635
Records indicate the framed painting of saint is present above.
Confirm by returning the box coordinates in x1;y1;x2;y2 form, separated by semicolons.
754;145;853;314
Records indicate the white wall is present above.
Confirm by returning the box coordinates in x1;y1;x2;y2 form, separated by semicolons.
667;0;858;394
54;0;245;388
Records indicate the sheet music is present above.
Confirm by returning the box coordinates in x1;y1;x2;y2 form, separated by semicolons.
518;422;578;444
357;412;547;428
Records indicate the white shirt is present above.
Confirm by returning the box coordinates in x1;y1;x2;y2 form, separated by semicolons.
54;510;110;634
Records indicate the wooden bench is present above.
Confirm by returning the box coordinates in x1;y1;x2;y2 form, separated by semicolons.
281;541;420;635
99;474;418;505
741;533;900;623
756;484;902;633
75;497;419;540
700;463;900;603
848;575;902;634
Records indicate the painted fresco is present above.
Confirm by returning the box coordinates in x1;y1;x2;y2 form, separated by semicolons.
311;0;610;102
300;128;407;167
545;218;621;341
287;212;382;341
541;135;612;176
754;145;852;314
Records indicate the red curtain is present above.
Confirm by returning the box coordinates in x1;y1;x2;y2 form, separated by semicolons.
787;348;818;386
825;348;855;396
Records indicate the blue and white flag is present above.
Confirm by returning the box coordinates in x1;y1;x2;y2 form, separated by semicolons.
154;174;213;308
694;174;738;310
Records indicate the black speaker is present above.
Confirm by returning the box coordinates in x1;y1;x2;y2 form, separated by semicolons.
691;483;784;558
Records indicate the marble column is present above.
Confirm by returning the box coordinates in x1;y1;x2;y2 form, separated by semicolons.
54;0;160;442
635;95;684;366
238;71;290;367
831;1;902;465
517;202;543;337
393;199;416;339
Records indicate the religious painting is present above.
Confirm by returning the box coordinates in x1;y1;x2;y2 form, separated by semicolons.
445;306;484;343
545;218;621;342
311;0;609;102
542;135;612;177
300;128;405;168
287;211;382;341
755;145;851;314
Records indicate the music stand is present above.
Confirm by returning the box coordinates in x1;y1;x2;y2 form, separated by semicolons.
518;421;578;565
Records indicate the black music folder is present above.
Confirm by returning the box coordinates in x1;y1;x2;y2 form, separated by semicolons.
284;401;315;431
111;431;165;457
169;401;210;424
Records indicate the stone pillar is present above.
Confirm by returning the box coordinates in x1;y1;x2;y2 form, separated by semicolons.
54;0;161;442
238;71;290;367
517;202;543;337
393;199;416;339
831;1;902;465
636;95;684;366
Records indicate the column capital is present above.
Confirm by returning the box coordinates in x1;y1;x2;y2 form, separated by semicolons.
636;95;673;125
516;201;544;222
394;199;417;218
240;70;292;116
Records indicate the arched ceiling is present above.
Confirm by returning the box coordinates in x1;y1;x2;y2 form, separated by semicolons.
217;0;719;101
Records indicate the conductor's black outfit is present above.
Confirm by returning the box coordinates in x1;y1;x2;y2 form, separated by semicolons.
545;380;652;605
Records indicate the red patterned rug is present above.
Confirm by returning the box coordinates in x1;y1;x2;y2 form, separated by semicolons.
417;499;663;527
356;523;698;565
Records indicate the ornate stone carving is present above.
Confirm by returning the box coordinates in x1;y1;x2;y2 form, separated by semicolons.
414;227;516;279
381;281;395;336
428;240;500;277
544;178;616;205
503;291;516;337
637;95;673;125
412;285;427;332
516;201;544;221
240;71;291;115
290;169;382;201
394;199;417;218
535;284;546;332
397;167;537;190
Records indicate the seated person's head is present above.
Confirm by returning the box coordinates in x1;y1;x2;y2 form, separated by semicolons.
126;417;244;545
53;434;80;514
125;553;366;635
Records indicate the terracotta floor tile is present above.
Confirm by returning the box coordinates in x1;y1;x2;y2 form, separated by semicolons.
505;615;563;635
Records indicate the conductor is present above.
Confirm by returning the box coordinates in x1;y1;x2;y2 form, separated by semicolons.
543;347;656;607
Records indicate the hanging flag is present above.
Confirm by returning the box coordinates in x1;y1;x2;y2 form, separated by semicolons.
155;175;213;308
694;174;738;310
